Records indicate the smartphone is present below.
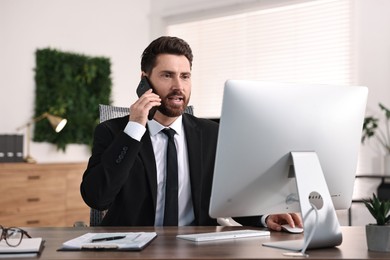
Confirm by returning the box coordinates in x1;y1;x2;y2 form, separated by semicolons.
136;76;158;120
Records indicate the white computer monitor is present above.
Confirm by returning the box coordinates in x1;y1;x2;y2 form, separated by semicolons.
209;80;368;252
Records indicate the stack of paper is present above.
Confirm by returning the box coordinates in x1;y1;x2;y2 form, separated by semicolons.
59;232;157;251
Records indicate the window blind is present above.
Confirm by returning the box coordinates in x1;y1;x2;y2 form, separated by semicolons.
167;0;353;118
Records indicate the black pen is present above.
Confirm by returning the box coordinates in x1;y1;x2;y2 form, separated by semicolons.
91;235;126;243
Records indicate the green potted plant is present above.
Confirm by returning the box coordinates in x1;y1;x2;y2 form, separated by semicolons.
362;103;390;174
363;193;390;252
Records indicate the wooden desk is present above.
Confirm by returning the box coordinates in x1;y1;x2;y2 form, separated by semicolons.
18;226;388;260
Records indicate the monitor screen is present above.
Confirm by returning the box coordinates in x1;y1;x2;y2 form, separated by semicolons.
209;80;368;219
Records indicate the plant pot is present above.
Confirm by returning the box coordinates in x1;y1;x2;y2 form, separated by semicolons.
366;224;390;252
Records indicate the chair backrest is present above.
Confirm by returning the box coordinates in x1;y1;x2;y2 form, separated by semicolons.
90;104;194;226
99;104;130;123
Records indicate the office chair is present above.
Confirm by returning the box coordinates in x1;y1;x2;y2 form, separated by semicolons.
89;104;194;226
87;104;130;226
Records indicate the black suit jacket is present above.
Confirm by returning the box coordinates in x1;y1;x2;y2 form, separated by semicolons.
81;113;260;226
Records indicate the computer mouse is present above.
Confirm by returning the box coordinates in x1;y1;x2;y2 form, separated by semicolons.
281;224;304;234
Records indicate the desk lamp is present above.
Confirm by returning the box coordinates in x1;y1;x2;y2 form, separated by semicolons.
16;112;67;163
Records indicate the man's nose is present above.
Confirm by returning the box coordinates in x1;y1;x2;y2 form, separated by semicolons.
172;76;184;91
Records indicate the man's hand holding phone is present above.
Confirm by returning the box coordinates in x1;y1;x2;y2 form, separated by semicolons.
130;77;161;126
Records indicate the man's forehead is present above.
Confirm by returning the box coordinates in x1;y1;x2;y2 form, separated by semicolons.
154;54;191;71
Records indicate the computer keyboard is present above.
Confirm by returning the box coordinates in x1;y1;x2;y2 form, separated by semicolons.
176;229;270;242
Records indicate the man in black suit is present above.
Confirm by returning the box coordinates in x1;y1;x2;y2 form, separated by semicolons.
81;36;302;231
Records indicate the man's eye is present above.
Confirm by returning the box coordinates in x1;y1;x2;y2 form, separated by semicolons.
182;74;191;80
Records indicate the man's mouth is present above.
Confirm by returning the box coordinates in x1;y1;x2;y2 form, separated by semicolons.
168;96;184;102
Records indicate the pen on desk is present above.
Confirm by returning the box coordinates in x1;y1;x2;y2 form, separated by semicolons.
91;235;126;243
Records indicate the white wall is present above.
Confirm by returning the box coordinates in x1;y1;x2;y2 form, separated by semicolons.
355;0;390;174
351;0;390;226
0;0;150;162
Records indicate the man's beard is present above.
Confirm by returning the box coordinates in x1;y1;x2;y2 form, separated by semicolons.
158;90;190;117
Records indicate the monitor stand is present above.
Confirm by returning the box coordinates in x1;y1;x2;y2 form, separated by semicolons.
263;151;342;252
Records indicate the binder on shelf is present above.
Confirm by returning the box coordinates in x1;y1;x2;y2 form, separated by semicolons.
14;134;24;162
0;135;5;162
0;135;24;163
5;134;15;162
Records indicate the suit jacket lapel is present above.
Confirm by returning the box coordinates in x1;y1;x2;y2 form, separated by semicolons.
183;115;203;222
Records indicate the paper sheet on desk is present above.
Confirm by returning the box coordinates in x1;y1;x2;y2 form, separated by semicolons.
60;232;157;251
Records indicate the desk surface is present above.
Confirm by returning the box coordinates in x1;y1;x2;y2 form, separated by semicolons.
16;226;389;260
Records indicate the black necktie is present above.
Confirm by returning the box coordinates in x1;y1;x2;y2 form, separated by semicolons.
162;128;178;226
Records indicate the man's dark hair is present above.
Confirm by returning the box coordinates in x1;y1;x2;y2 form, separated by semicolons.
141;36;193;74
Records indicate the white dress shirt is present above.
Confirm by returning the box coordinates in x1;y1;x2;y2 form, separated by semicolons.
124;116;195;226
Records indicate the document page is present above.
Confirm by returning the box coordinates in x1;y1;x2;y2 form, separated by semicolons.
60;232;157;251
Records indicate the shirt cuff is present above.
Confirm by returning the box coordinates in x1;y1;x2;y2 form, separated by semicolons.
260;214;269;228
124;121;146;141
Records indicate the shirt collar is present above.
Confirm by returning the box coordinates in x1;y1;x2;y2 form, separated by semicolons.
147;115;183;137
